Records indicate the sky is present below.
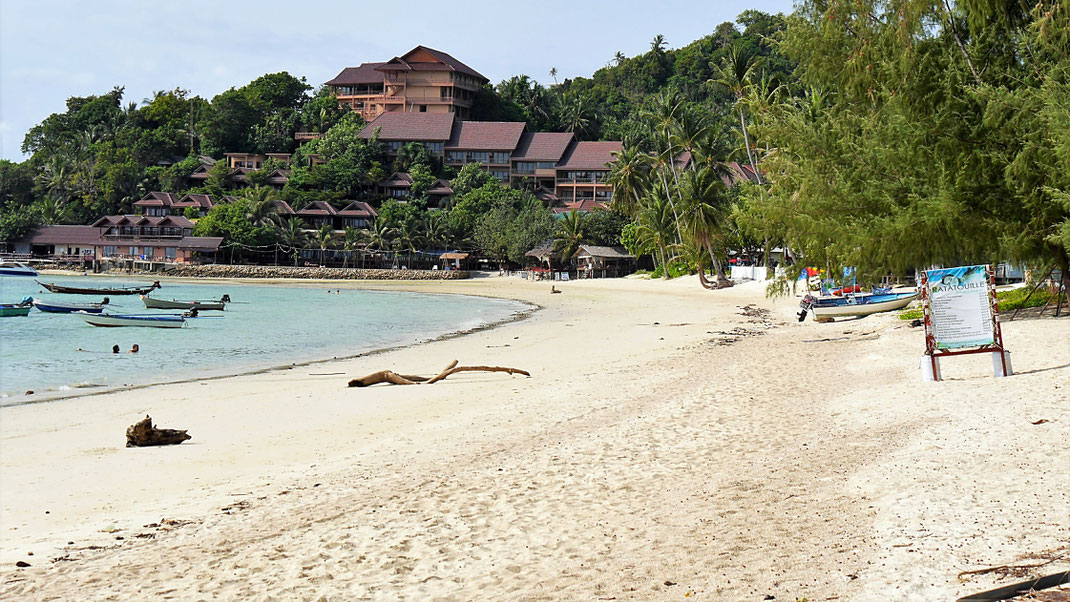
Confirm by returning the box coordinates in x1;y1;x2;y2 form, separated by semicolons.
0;0;795;161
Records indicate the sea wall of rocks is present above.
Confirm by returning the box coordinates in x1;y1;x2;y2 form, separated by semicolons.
133;264;470;281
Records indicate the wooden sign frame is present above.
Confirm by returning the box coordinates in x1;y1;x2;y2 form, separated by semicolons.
920;264;1008;381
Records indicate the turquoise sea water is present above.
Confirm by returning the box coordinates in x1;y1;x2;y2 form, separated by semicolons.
0;275;527;405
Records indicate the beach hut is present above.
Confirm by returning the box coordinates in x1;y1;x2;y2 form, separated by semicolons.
572;245;636;278
439;251;469;271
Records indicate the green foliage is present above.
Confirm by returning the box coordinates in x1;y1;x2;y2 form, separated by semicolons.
0;206;40;241
158;155;201;193
474;195;554;264
183;206;201;220
996;287;1068;312
584;208;631;246
450;162;496;198
193;196;273;251
751;0;1070;291
651;260;693;279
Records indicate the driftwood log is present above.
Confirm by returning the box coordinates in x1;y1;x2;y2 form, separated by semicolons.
348;360;530;387
126;415;191;447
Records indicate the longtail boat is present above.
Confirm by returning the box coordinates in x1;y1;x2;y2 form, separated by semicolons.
33;298;109;314
76;311;186;328
36;280;160;295
141;294;227;311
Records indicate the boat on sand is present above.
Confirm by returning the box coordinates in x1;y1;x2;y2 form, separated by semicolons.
800;291;917;322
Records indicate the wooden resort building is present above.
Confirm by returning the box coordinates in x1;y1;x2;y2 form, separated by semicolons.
358;112;621;211
326;46;488;121
3;219;222;267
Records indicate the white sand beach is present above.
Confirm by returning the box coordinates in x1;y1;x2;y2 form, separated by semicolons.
1;276;1067;600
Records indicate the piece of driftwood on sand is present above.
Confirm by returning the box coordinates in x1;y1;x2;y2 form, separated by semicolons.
126;415;192;447
348;360;530;387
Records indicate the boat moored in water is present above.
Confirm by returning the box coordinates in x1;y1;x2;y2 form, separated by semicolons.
36;280;160;296
76;311;186;328
800;291;918;322
141;295;227;311
33;297;109;314
1;297;34;317
0;262;38;277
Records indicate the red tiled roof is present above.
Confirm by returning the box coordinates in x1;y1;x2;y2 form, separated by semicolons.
375;46;487;82
557;141;623;170
552;200;607;214
17;225;102;246
512;132;575;162
296;200;337;216
133;192;182;207
337;201;378;218
724;162;761;186
427;179;453;195
270;200;296;215
380;172;414;188
325;62;387;86
359;112;455;141
175;194;215;208
177;237;223;252
446;121;527;151
533;186;559;203
90;215;195;228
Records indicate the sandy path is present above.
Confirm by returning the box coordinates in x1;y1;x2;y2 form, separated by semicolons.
1;276;1067;600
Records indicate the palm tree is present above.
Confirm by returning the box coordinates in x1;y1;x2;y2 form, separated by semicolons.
549;67;558;85
636;192;676;279
395;219;422;268
341;226;364;269
552;210;587;269
680;167;733;288
559;94;590;136
314;224;336;266
708;42;761;184
650;34;667;55
424;213;448;259
277;217;307;266
606;142;652;217
243;186;278;228
36;195;72;225
614;51;626;66
364;220;395;268
670;107;711;172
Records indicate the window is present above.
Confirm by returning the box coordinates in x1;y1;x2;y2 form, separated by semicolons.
419;105;427;112
129;246;139;257
386;141;403;152
491;169;509;181
427;142;444;155
142;247;154;259
491;152;510;164
515;162;535;174
165;247;176;260
446;150;465;163
537;161;556;170
469;152;489;164
102;246;118;257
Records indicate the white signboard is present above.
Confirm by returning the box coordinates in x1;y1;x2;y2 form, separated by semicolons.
924;265;995;349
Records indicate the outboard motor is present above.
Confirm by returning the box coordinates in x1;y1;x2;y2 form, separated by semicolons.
220;294;231;303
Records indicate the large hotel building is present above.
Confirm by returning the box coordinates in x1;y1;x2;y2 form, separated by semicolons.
326;46;488;122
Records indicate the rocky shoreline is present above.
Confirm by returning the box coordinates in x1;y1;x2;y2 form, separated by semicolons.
149;264;470;280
